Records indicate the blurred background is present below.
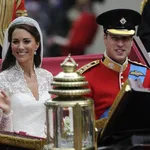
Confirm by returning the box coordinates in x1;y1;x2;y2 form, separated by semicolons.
25;0;142;57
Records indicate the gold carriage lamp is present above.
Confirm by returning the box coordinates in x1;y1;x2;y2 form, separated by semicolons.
45;55;96;150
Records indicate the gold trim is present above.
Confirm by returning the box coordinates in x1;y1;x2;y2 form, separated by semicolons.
100;79;131;137
77;60;100;74
95;118;108;130
74;104;82;150
51;81;88;87
102;55;128;72
107;29;135;36
45;99;93;107
128;59;148;68
0;131;46;150
49;89;91;96
0;0;28;46
140;0;148;14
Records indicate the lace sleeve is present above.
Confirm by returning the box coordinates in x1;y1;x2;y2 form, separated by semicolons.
0;73;11;96
44;70;53;91
0;74;12;131
48;72;53;91
0;111;13;131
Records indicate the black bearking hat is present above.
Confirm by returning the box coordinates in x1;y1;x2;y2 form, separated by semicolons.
96;9;141;36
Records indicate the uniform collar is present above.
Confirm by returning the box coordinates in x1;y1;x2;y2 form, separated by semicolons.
102;51;128;72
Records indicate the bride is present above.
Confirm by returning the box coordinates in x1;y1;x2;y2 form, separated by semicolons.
0;16;53;138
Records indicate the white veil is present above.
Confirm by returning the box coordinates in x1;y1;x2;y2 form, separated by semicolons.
2;16;43;66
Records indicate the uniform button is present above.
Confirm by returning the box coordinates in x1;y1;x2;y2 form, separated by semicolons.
121;82;124;86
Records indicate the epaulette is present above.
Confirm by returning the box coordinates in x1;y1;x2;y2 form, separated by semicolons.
77;60;100;74
128;59;149;69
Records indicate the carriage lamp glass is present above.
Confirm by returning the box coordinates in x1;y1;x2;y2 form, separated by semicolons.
45;55;96;150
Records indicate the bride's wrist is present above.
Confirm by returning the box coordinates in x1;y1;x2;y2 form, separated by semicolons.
3;110;13;118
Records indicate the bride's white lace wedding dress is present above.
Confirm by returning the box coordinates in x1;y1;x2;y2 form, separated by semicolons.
0;62;53;138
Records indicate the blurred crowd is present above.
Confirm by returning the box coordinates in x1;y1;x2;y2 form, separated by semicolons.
25;0;106;57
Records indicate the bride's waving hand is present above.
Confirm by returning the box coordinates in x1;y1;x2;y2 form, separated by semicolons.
0;91;11;115
0;90;12;131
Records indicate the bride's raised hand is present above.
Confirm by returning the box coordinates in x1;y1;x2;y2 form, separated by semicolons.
0;91;11;115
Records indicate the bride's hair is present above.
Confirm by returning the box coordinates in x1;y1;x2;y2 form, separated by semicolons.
1;16;43;71
1;24;41;71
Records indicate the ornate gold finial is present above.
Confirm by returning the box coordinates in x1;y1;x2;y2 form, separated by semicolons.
60;54;78;73
50;55;90;96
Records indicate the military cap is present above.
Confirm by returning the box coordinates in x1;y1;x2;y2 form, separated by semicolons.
96;9;141;36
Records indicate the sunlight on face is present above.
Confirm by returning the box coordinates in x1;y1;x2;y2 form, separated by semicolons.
104;33;133;64
11;28;39;64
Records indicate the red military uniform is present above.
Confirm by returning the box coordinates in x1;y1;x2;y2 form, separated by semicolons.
77;54;150;120
61;12;98;56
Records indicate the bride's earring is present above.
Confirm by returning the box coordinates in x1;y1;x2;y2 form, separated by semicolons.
34;50;37;55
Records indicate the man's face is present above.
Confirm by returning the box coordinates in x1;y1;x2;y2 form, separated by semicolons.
104;33;133;64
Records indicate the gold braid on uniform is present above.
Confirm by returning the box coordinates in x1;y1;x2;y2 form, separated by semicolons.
76;60;100;74
128;59;149;69
140;0;148;14
95;118;108;130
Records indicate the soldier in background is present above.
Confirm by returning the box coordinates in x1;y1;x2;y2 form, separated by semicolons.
47;0;98;57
